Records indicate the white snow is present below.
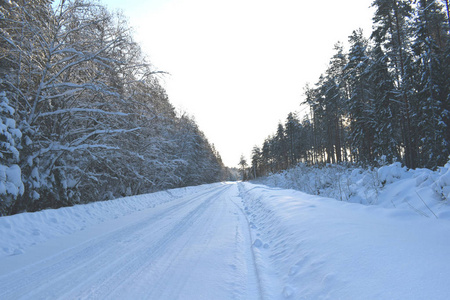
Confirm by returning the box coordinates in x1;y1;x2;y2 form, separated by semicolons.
1;175;450;299
239;182;450;299
434;161;450;201
255;162;450;217
0;183;223;258
0;164;23;198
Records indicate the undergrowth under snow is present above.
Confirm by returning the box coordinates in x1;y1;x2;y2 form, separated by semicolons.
253;160;450;219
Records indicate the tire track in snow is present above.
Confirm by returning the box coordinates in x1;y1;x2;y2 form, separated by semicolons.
229;187;266;300
96;184;231;299
0;184;230;299
141;185;232;299
0;183;268;299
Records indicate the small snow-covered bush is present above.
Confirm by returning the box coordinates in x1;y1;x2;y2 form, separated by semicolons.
413;168;436;188
254;163;407;206
377;162;407;186
433;161;450;201
256;164;362;202
254;161;450;216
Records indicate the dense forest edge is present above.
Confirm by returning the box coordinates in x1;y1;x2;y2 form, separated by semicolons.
2;1;450;216
0;0;238;216
243;0;450;181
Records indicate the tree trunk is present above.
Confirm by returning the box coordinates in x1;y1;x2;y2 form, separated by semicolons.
445;0;450;31
334;116;342;162
394;4;416;168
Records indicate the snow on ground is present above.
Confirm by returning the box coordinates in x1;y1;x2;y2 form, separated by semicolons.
0;183;262;299
0;183;223;258
1;176;450;299
254;161;450;219
239;182;450;299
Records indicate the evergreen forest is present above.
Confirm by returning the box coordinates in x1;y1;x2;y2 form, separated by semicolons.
250;0;450;179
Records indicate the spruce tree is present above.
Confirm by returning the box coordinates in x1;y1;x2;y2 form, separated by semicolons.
412;0;450;168
371;0;417;168
345;29;375;163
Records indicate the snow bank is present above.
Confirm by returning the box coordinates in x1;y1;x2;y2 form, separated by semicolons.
377;162;407;185
0;183;221;258
254;161;450;218
239;182;450;299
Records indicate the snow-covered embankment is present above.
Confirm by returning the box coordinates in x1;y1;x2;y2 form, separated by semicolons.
239;182;450;299
0;183;222;258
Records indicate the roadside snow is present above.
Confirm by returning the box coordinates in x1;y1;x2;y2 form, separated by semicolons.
0;183;262;299
1;179;449;299
239;182;450;299
254;161;450;218
0;183;222;258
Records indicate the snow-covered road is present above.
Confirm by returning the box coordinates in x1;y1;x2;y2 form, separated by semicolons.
0;183;263;299
1;182;450;299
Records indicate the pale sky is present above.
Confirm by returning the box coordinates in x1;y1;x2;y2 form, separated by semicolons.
100;0;375;167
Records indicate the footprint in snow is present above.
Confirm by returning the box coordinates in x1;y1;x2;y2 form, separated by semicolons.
289;264;300;276
289;257;309;276
322;273;336;284
253;238;270;249
11;248;24;256
253;239;263;248
0;222;11;229
282;286;294;298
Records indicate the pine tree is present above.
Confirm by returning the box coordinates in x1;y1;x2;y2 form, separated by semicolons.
284;112;304;166
274;123;288;170
345;29;375;163
368;42;402;163
412;0;450;168
239;155;248;181
251;146;262;179
371;0;417;168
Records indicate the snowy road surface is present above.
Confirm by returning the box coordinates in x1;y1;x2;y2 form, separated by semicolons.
0;183;262;299
1;182;450;299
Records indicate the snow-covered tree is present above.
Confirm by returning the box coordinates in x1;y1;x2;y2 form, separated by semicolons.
0;0;226;214
239;155;248;181
411;0;450;168
371;0;417;168
250;0;450;179
0;92;24;215
344;29;375;163
367;43;401;163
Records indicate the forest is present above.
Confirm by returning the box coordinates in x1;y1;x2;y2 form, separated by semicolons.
2;0;450;215
249;0;450;179
0;0;229;215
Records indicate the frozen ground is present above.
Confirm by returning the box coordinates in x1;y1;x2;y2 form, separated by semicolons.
1;180;450;299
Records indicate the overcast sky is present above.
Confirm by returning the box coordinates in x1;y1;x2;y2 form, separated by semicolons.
101;0;375;167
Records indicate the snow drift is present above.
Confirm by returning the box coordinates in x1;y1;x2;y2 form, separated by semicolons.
239;182;450;299
254;161;450;218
